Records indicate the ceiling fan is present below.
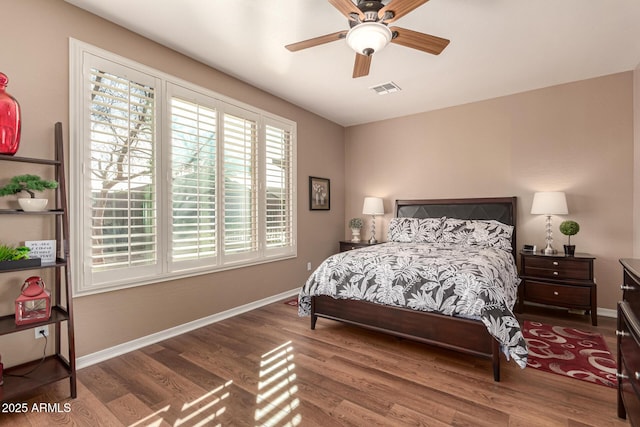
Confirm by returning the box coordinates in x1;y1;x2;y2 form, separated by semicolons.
285;0;450;78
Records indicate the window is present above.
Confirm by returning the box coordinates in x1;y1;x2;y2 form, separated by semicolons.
169;97;217;265
70;40;296;295
222;111;258;259
264;121;294;252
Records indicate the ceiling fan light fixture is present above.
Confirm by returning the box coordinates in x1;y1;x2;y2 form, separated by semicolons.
346;22;392;56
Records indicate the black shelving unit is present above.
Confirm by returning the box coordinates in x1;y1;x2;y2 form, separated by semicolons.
0;122;76;402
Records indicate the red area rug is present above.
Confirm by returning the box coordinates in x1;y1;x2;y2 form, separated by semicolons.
283;298;298;306
523;320;617;387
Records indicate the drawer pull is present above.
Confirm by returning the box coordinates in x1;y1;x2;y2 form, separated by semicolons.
553;291;559;296
553;271;559;276
615;371;640;381
616;330;630;337
621;284;637;291
553;261;559;266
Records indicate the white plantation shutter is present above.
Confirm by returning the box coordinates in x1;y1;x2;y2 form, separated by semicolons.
71;41;296;295
264;120;294;252
87;66;157;283
222;111;258;258
170;97;217;264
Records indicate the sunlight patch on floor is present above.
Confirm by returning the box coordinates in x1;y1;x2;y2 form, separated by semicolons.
255;341;301;426
174;380;233;427
129;405;171;427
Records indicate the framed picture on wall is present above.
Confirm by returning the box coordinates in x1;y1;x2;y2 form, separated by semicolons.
309;176;330;210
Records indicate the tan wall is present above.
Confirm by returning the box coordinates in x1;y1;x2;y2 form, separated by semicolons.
1;0;634;367
0;0;345;365
345;72;635;312
634;65;640;257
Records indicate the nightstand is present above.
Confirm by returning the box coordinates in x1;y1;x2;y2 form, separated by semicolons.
518;251;597;325
339;240;380;252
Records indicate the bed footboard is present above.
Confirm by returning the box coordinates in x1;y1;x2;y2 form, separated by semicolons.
311;295;501;381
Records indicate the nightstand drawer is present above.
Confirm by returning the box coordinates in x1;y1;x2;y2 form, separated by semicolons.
524;280;591;306
522;258;592;281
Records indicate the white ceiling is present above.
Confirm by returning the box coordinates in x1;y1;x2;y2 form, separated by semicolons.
64;0;640;127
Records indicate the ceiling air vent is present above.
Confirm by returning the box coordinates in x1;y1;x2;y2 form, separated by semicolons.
370;81;401;95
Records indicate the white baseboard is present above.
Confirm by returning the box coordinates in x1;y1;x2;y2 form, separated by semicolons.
77;293;616;370
76;288;299;370
598;307;617;318
524;301;617;319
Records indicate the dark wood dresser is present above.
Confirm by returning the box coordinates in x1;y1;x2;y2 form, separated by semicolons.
618;258;640;426
518;251;597;325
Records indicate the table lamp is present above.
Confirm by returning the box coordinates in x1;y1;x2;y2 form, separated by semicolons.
362;197;384;244
530;191;568;254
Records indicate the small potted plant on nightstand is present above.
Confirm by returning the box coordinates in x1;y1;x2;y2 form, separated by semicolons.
559;220;580;256
349;217;363;242
0;174;58;211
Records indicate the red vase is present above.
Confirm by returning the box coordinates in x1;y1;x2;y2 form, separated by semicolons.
0;72;21;155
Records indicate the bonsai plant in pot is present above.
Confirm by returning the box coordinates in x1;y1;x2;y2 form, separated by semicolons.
0;174;58;211
559;220;580;256
349;217;363;242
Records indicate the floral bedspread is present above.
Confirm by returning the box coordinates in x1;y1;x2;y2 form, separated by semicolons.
298;242;528;368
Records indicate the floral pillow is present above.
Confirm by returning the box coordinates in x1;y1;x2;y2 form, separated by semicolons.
388;217;444;243
441;218;513;251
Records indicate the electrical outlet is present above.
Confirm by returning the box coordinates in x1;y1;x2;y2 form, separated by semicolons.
34;326;49;339
306;262;311;271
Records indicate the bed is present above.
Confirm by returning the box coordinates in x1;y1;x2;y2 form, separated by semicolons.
298;197;527;381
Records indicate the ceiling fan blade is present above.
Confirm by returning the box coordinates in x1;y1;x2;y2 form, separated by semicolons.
328;0;364;21
353;53;372;78
390;26;449;55
285;30;348;52
379;0;430;23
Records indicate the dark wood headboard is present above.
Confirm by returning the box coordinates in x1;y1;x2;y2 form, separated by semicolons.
395;197;518;258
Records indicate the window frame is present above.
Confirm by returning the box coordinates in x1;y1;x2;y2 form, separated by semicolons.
69;39;297;296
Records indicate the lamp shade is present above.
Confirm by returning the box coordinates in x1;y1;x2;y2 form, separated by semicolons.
362;197;384;215
346;22;392;56
530;191;568;215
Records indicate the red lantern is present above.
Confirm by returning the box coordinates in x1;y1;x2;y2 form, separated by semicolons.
0;72;21;155
15;276;51;326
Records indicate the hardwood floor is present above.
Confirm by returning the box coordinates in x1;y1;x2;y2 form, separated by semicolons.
0;300;630;426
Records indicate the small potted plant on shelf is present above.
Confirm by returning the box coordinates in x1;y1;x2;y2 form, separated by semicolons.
349;217;363;243
0;243;38;270
0;174;58;211
559;220;580;256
